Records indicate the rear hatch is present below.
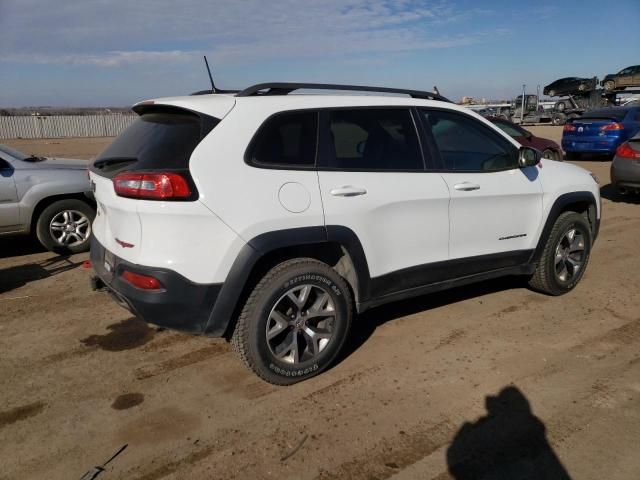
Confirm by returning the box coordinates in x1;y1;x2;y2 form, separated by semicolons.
89;104;221;263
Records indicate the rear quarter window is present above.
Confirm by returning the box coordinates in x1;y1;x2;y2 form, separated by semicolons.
246;111;317;168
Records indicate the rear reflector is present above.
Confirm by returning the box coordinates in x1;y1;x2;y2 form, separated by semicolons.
113;172;192;199
121;270;163;290
616;142;640;160
600;122;623;131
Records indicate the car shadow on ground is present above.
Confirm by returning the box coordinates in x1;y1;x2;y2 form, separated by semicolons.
341;276;525;362
600;183;640;205
0;255;84;294
0;236;47;259
446;385;572;479
565;152;613;162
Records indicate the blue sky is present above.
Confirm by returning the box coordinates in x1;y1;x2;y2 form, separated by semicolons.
1;0;639;107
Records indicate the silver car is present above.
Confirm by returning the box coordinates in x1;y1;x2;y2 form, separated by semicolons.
0;144;95;253
611;133;640;195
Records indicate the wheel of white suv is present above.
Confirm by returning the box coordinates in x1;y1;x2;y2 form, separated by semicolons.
231;258;352;385
36;199;95;254
528;212;592;296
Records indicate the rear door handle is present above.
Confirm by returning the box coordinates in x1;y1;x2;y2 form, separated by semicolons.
453;182;480;191
330;186;367;197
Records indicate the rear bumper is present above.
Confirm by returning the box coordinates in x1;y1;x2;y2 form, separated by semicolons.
611;158;640;189
562;137;621;153
90;236;222;335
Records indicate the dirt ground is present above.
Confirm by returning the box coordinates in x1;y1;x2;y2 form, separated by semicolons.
1;129;640;480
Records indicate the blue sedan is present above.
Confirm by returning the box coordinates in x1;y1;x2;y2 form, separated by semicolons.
562;106;640;159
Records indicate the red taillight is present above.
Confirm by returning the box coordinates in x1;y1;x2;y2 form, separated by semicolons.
616;142;640;160
563;124;576;132
600;122;623;131
113;172;192;199
121;270;163;290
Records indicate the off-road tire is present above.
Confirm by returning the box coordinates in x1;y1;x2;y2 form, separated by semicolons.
35;199;95;254
231;258;353;385
528;211;592;296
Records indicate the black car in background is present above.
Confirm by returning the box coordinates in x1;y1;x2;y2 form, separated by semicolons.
543;77;597;97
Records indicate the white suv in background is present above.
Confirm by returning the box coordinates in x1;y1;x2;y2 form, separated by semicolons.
89;83;600;385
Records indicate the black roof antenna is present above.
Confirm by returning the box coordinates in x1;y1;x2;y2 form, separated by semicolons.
203;55;217;93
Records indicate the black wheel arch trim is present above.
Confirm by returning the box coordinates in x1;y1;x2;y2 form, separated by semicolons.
530;191;599;265
202;225;372;336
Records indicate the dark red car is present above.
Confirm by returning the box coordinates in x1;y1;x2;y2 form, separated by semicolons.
486;117;563;161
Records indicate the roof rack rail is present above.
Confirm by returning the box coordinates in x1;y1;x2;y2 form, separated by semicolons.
235;82;451;102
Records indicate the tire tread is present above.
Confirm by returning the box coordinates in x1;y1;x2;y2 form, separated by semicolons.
528;211;590;295
231;257;352;385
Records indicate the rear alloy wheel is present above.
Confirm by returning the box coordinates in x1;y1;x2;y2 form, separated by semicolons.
603;80;615;91
528;212;592;295
232;258;352;385
548;89;556;97
36;199;95;253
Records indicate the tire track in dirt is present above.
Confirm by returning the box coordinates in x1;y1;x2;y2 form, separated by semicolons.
135;343;229;380
314;419;456;480
0;401;46;428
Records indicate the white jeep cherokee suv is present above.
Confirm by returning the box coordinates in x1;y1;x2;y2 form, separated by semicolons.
89;83;600;385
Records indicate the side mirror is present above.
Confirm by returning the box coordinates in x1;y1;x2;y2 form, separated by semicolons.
518;146;541;168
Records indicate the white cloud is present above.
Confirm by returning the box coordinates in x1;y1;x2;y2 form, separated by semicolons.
0;50;196;67
0;0;504;67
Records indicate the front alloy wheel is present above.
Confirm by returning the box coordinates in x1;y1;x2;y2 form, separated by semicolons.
36;198;95;253
554;228;585;283
49;210;91;248
528;211;592;295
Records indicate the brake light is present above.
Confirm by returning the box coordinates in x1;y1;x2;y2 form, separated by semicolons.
600;122;623;131
563;124;576;132
616;142;640;160
121;270;163;290
113;172;192;199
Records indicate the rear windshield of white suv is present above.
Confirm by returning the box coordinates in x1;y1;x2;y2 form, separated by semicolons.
92;108;218;174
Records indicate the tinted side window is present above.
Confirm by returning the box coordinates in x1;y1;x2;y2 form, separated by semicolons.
421;110;517;171
492;120;525;138
249;112;317;167
323;108;423;170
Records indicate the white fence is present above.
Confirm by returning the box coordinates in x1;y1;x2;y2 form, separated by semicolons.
0;115;137;139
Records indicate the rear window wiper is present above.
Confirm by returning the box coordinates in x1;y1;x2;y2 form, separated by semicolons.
92;157;137;170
